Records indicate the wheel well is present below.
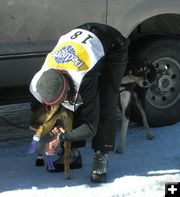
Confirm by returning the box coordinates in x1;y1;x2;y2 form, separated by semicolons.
129;13;180;42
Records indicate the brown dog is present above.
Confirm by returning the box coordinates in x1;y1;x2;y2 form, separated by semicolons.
29;104;73;179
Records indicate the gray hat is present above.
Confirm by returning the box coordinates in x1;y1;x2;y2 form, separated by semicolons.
36;69;68;105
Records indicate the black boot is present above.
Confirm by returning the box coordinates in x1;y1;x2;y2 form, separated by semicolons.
91;151;108;183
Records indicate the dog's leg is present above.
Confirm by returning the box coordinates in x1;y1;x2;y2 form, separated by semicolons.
29;125;45;154
35;134;51;167
35;113;60;138
116;91;131;154
29;114;60;154
133;93;155;140
29;112;62;164
60;110;73;179
35;140;45;166
63;141;72;179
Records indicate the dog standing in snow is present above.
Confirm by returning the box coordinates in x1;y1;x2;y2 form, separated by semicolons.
116;63;156;154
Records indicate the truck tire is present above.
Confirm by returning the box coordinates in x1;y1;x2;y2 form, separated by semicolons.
129;36;180;127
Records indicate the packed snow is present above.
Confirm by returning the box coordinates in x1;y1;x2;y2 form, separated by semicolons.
0;103;180;197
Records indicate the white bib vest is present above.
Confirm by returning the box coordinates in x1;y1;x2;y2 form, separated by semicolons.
30;28;105;111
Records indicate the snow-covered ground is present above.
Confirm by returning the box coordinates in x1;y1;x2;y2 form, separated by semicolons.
0;103;180;197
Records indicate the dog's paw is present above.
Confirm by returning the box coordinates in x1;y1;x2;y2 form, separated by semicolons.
64;171;72;179
46;156;55;171
147;134;155;140
28;139;38;154
115;147;125;154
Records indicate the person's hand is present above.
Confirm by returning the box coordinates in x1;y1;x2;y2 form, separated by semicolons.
45;137;60;155
45;126;65;155
50;126;65;137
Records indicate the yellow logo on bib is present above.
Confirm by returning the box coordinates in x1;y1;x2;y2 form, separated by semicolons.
46;42;90;71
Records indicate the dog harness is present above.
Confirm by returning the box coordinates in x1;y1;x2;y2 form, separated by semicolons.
119;82;137;94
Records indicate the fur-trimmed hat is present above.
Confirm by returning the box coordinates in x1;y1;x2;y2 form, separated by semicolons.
36;69;69;105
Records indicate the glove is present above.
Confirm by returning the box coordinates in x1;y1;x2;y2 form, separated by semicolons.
28;135;40;154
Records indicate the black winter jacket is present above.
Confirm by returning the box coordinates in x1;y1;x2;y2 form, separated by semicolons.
61;23;129;143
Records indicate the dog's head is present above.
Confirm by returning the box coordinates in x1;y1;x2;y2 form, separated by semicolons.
124;62;156;88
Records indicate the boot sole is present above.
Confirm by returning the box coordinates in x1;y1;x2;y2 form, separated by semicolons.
91;172;107;183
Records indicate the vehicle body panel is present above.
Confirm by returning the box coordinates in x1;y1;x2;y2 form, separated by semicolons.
0;0;106;88
107;0;180;37
0;0;180;97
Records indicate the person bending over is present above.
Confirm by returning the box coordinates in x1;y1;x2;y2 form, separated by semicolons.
30;22;129;183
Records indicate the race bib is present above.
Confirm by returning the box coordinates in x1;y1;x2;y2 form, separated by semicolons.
46;41;91;71
44;28;104;73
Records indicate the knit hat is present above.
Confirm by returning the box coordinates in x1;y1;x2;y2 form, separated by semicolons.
36;69;69;105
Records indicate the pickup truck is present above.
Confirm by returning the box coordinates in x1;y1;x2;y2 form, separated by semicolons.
0;0;180;127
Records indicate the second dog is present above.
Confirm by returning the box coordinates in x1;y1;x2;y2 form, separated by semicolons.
116;63;155;154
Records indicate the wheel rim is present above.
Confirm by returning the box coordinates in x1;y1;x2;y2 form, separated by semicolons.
146;57;180;109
